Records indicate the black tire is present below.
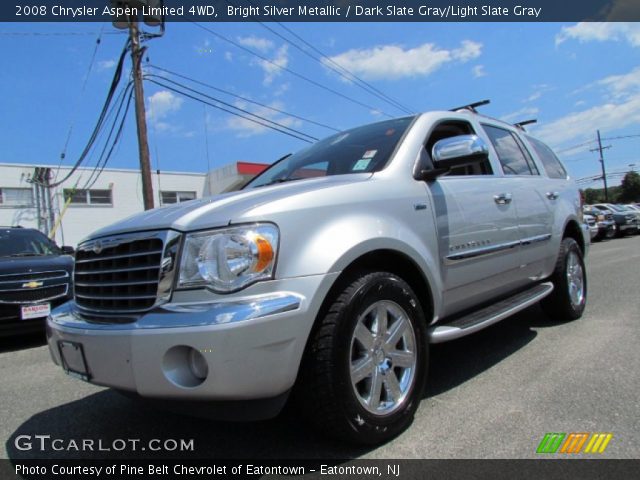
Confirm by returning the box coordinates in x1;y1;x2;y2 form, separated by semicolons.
604;227;616;240
541;238;587;321
297;271;428;445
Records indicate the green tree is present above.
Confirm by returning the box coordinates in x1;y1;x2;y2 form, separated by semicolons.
619;171;640;203
583;188;603;204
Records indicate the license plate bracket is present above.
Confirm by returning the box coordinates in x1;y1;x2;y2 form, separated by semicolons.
58;341;91;381
21;303;51;320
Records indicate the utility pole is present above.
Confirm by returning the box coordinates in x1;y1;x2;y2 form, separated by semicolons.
128;18;154;210
591;130;611;202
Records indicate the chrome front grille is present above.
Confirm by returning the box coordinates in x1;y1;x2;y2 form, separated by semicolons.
74;231;181;314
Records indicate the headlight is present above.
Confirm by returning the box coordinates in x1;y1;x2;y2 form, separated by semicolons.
177;224;278;292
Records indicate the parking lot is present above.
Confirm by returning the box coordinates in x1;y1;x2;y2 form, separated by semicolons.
1;236;639;460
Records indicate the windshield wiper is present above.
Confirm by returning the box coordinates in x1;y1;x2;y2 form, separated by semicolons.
259;177;304;187
7;252;43;257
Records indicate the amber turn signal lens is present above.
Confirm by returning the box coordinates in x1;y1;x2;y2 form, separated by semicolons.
252;234;274;273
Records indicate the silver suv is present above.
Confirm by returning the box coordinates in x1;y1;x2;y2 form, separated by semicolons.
48;104;588;444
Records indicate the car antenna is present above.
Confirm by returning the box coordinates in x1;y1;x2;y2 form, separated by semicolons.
514;119;537;131
449;99;490;113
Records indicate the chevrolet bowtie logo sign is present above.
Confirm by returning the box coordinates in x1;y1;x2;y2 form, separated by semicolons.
22;281;43;289
537;432;613;454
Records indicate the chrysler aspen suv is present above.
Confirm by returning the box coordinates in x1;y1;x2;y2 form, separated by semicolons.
48;103;588;444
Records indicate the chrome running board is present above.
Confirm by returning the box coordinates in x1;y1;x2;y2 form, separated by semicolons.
429;282;554;343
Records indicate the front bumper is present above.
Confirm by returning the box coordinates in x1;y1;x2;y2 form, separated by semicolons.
47;273;337;402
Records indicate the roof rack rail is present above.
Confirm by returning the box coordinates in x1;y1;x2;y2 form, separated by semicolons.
514;119;537;131
0;225;22;228
450;99;490;113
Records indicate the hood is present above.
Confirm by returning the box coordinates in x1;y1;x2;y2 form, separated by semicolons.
85;174;372;242
0;254;74;276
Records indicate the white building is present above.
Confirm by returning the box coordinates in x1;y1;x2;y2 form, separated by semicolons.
0;161;267;247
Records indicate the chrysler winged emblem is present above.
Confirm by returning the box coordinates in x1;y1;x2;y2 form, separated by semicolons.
92;241;103;255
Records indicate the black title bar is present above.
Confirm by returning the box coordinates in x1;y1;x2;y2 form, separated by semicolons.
3;0;640;23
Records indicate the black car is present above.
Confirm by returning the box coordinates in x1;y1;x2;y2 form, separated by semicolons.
0;227;74;336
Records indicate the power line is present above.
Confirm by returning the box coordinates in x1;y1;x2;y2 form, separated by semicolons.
276;22;414;114
556;139;597;154
55;28;104;184
147;64;341;133
602;134;640;142
191;22;395;118
0;31;126;36
256;21;414;114
556;134;640;154
146;77;316;143
145;74;318;141
33;39;130;188
81;82;135;191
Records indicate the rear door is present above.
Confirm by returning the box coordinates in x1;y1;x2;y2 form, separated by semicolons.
480;124;555;280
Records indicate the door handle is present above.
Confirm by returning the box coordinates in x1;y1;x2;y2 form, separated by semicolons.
546;191;559;200
494;193;513;205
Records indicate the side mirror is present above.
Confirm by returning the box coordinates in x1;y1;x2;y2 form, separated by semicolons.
61;246;75;255
432;134;489;169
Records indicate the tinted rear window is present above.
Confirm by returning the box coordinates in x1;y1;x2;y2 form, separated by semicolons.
526;136;568;179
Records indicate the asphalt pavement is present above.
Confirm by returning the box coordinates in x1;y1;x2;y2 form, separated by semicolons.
1;236;639;460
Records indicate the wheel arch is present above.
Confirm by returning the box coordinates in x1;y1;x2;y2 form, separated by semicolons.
562;218;586;254
310;248;436;343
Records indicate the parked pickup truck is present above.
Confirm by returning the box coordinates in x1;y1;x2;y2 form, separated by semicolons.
48;104;588;445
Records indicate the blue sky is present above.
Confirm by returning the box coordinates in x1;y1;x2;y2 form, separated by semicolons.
1;21;639;188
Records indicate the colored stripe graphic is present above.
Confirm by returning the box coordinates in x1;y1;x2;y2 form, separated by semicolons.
560;433;589;454
584;433;613;454
537;433;613;454
537;433;566;453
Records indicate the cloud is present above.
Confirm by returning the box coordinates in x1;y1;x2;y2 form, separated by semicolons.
524;84;552;103
453;40;482;61
258;45;289;85
556;22;640;47
597;66;640;99
535;96;640;147
273;82;290;97
226;100;302;138
224;51;233;62
237;35;274;52
146;90;183;132
472;65;486;78
501;107;539;123
97;59;116;71
533;66;640;147
324;40;482;80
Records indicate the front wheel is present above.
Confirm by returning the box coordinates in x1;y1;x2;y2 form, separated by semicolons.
541;237;587;321
297;271;428;445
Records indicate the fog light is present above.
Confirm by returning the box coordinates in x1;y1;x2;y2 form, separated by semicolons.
188;348;209;380
162;345;209;388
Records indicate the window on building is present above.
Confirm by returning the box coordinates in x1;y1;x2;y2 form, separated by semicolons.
63;189;113;205
161;191;196;205
0;188;34;206
482;125;539;176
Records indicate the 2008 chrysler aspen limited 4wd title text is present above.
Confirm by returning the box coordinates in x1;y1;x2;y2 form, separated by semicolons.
48;102;589;444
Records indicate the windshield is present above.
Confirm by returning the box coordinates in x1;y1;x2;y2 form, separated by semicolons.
244;116;415;189
0;229;61;257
